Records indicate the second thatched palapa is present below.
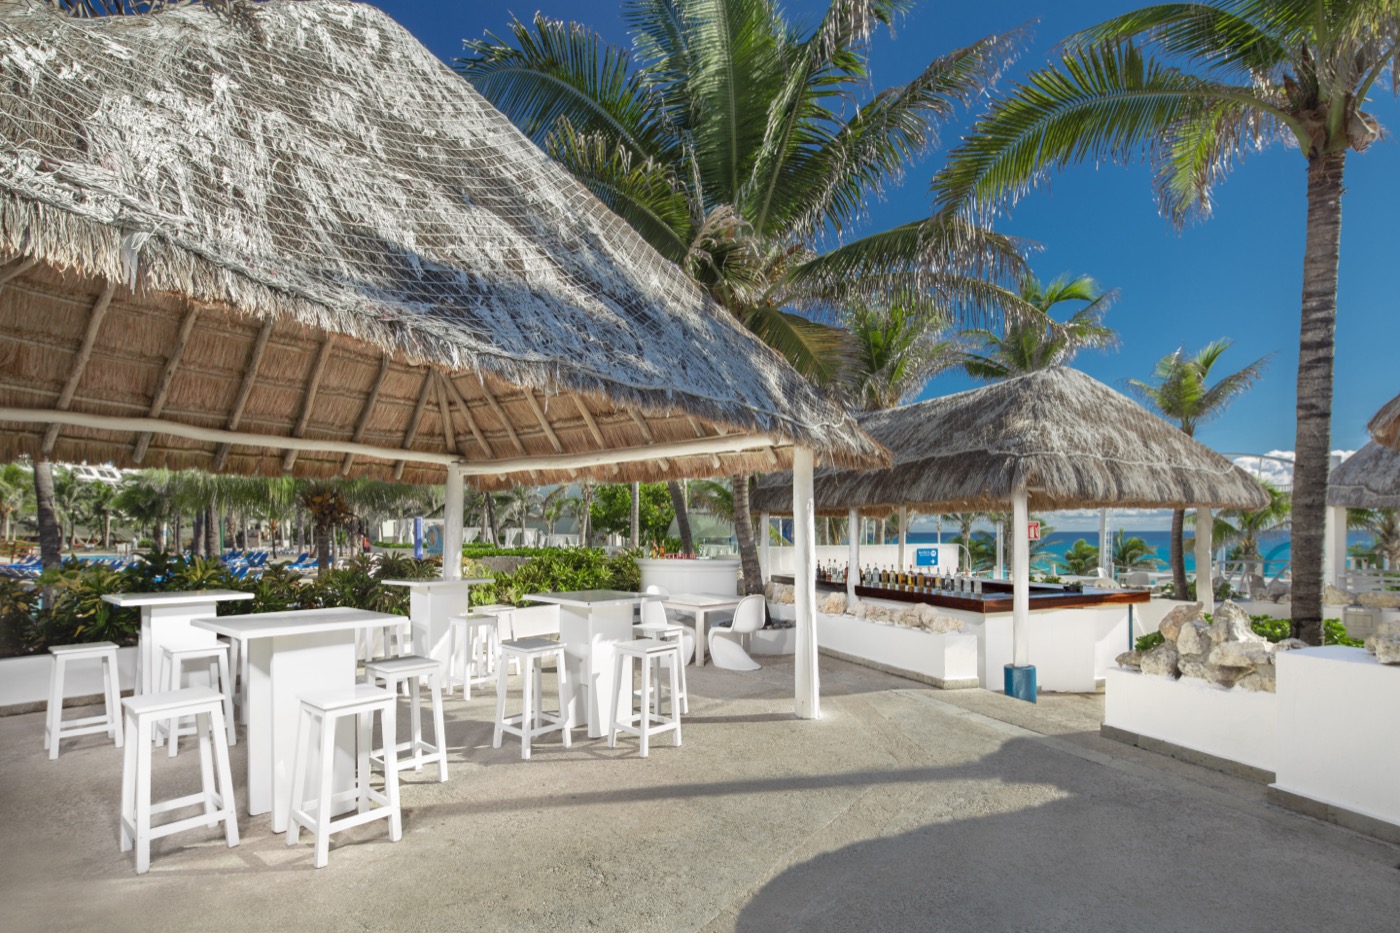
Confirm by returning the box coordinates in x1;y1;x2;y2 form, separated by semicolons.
1368;393;1400;454
1328;442;1400;510
751;367;1267;515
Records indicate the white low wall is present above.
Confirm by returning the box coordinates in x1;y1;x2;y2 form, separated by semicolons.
638;558;739;597
751;627;796;656
816;611;979;687
505;604;561;639
0;646;139;710
1274;647;1400;830
1103;668;1278;773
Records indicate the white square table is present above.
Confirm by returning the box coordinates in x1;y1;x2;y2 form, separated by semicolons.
191;606;402;833
382;578;491;667
102;590;253;694
522;590;660;738
660;593;745;666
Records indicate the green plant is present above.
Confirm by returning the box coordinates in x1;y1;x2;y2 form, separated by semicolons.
1135;615;1361;654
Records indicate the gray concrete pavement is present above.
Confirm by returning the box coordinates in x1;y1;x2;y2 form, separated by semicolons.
1;655;1396;933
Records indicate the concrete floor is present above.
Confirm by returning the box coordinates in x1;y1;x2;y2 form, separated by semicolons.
2;655;1398;933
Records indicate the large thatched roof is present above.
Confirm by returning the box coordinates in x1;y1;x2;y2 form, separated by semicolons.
751;367;1268;515
1369;393;1400;453
0;0;882;487
1327;442;1400;509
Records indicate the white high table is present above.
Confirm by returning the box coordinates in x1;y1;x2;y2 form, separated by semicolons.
523;590;660;739
102;590;252;694
661;593;744;666
191;606;401;833
382;578;491;666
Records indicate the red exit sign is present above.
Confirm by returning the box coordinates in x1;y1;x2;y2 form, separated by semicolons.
1027;521;1041;541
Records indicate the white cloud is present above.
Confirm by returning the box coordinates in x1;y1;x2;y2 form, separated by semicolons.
1230;449;1356;488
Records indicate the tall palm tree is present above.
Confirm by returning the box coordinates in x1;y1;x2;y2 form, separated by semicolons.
843;301;964;410
961;273;1118;379
1113;530;1166;574
1210;478;1291;589
459;0;1030;593
1127;339;1269;599
1349;508;1400;568
0;462;32;542
33;458;62;569
934;0;1396;643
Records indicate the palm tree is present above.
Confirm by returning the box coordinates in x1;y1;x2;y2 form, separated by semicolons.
0;462;32;542
843;301;965;410
1127;339;1268;600
459;0;1030;593
935;1;1396;643
1349;508;1400;568
32;458;62;569
504;486;543;546
1062;538;1101;576
962;273;1118;379
1210;479;1291;590
688;479;735;523
1112;530;1165;574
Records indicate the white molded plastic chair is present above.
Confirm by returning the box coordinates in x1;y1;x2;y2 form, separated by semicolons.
707;594;765;671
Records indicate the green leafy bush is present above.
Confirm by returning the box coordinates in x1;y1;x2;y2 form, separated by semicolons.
1134;614;1361;653
470;548;641;607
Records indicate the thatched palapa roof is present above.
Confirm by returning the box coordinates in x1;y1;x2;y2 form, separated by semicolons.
1327;442;1400;509
0;0;882;487
1368;393;1400;453
750;367;1268;515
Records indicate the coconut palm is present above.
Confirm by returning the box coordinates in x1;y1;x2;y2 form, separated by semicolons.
1210;478;1292;576
1112;530;1165;574
1348;508;1400;568
459;0;1031;593
0;462;32;542
843;301;965;410
935;0;1396;643
688;479;735;523
1062;538;1101;576
504;486;543;546
1127;339;1268;600
33;458;62;568
961;273;1118;379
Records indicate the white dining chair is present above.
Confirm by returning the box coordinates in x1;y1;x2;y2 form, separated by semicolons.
707;594;765;671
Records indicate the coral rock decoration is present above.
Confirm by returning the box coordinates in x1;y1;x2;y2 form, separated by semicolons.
764;583;966;634
1114;601;1314;691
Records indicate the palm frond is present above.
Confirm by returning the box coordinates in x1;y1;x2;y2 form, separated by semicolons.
1066;3;1292;77
738;304;855;385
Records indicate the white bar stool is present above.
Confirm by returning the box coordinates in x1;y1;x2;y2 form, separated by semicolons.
358;619;412;663
287;685;402;869
633;620;690;715
363;655;448;783
447;610;507;699
158;643;236;754
45;641;124;760
492;637;570;760
608;639;683;758
119;687;239;874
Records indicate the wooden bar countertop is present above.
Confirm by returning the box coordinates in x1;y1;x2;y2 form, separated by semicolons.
769;575;1149;614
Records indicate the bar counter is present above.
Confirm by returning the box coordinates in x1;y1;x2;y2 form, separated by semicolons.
770;575;1149;614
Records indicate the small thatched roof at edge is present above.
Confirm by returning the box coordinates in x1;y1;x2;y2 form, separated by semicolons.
0;0;883;488
1327;442;1400;509
1368;393;1400;453
751;367;1268;515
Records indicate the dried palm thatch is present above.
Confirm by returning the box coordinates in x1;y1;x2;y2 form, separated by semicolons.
0;0;883;488
751;367;1267;515
1327;442;1400;509
1368;393;1400;453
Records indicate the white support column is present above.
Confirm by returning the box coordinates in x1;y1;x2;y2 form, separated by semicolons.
846;507;860;605
1012;489;1030;667
1325;505;1348;588
1194;504;1214;616
442;466;464;581
897;506;908;570
792;448;820;720
1098;509;1111;577
995;521;1005;580
759;511;771;584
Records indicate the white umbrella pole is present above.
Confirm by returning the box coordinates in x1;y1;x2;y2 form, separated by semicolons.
847;507;860;605
1007;487;1035;702
995;521;1005;580
1098;509;1110;578
792;448;820;719
1195;505;1214;615
897;505;908;570
442;466;463;581
759;511;770;585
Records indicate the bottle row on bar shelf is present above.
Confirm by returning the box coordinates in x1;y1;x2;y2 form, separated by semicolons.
815;562;984;597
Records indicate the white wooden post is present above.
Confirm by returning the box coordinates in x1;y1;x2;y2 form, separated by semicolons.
897;505;908;570
759;511;771;584
442;466;463;581
994;520;1005;580
1194;505;1214;616
1098;509;1111;577
793;448;820;720
846;507;860;605
1012;488;1030;667
1325;505;1348;589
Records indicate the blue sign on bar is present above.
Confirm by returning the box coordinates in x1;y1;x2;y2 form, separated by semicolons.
915;547;939;567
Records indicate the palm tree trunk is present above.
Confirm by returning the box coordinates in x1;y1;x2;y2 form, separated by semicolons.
103;511;111;550
191;510;203;558
731;474;762;595
33;459;62;570
485;495;498;545
1170;508;1187;599
315;522;331;574
204;505;217;559
629;481;640;548
1291;151;1345;646
668;480;694;554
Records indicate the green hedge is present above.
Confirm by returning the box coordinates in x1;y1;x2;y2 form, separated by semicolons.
1;547;643;657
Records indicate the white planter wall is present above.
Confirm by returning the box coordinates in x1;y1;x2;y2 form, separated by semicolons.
507;604;561;639
638;559;739;596
816;612;979;688
1103;668;1278;773
0;646;138;710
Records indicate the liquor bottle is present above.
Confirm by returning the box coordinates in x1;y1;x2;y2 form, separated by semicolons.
974;578;983;596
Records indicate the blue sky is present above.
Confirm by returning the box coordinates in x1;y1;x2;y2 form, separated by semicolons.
377;0;1398;471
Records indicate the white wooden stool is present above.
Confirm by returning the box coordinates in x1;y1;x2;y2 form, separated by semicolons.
363;655;448;783
492;638;570;761
287;685;402;868
119;687;239;874
609;639;683;758
45;641;124;760
158;643;236;755
358;619;412;663
448;612;506;699
633;620;690;714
